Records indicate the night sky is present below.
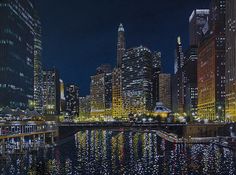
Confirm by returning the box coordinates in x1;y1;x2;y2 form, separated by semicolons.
36;0;210;96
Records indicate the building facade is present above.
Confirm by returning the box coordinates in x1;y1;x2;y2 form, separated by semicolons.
79;96;91;118
159;74;172;110
0;0;38;109
90;65;112;118
225;0;236;121
117;23;125;68
122;46;153;115
189;9;210;46
65;84;79;116
42;69;60;115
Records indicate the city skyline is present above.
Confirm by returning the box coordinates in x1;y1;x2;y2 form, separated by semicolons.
36;0;210;96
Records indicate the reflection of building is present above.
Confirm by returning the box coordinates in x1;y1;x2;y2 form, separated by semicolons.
79;96;91;118
90;65;112;118
225;0;236;122
159;74;172;109
65;84;79;116
0;0;39;109
189;9;210;46
122;46;153;115
112;68;123;118
198;0;226;120
59;79;66;113
183;46;198;117
42;69;60;115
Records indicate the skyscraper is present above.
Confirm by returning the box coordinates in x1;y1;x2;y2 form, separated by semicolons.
34;13;43;113
225;0;236;122
198;0;226;121
117;23;125;68
79;96;91;118
90;65;112;118
189;9;210;46
175;37;185;114
42;69;60;115
65;84;80;116
159;74;172;110
59;79;66;113
0;0;39;109
112;68;123;118
152;52;162;107
122;46;153;115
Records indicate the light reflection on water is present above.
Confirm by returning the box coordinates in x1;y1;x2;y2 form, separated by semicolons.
0;129;236;175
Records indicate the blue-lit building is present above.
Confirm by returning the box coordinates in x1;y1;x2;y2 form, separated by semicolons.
0;0;40;109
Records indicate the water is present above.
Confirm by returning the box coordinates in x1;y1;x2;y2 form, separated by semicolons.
0;129;236;175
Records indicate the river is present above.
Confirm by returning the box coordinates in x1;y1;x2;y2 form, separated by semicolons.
0;129;235;174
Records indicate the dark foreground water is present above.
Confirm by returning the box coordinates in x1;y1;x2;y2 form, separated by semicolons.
0;129;236;175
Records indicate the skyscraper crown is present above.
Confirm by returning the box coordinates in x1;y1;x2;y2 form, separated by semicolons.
118;23;124;32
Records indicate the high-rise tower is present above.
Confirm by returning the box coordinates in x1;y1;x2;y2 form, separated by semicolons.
117;23;126;68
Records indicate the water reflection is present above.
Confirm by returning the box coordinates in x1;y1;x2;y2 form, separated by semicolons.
1;129;235;175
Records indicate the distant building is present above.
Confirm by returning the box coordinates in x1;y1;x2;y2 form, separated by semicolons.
65;84;79;116
42;69;60;115
183;46;198;117
59;79;66;113
198;0;226;120
159;74;172;110
0;0;39;109
122;46;153;115
189;9;210;46
90;65;112;118
152;52;162;107
79;96;91;118
225;0;236;122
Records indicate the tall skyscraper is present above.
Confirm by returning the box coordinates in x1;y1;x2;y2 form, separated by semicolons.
117;23;125;68
198;0;226;121
34;13;43;113
175;36;185;114
159;74;172;110
42;69;60;115
122;46;153;115
189;9;210;46
225;0;236;122
59;79;66;113
0;0;39;109
183;46;198;117
152;52;162;107
90;65;112;118
65;84;80;116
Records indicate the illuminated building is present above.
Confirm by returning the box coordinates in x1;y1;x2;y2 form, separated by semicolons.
183;46;198;117
42;69;60;115
59;79;66;113
225;0;236;121
34;14;43;113
79;95;91;118
117;23;125;68
159;74;172;110
122;46;153;115
174;36;184;114
90;65;112;118
152;52;162;107
198;0;226;120
65;84;79;116
0;0;39;109
189;9;210;46
112;68;123;118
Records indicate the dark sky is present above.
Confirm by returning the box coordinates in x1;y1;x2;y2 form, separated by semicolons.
36;0;210;96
